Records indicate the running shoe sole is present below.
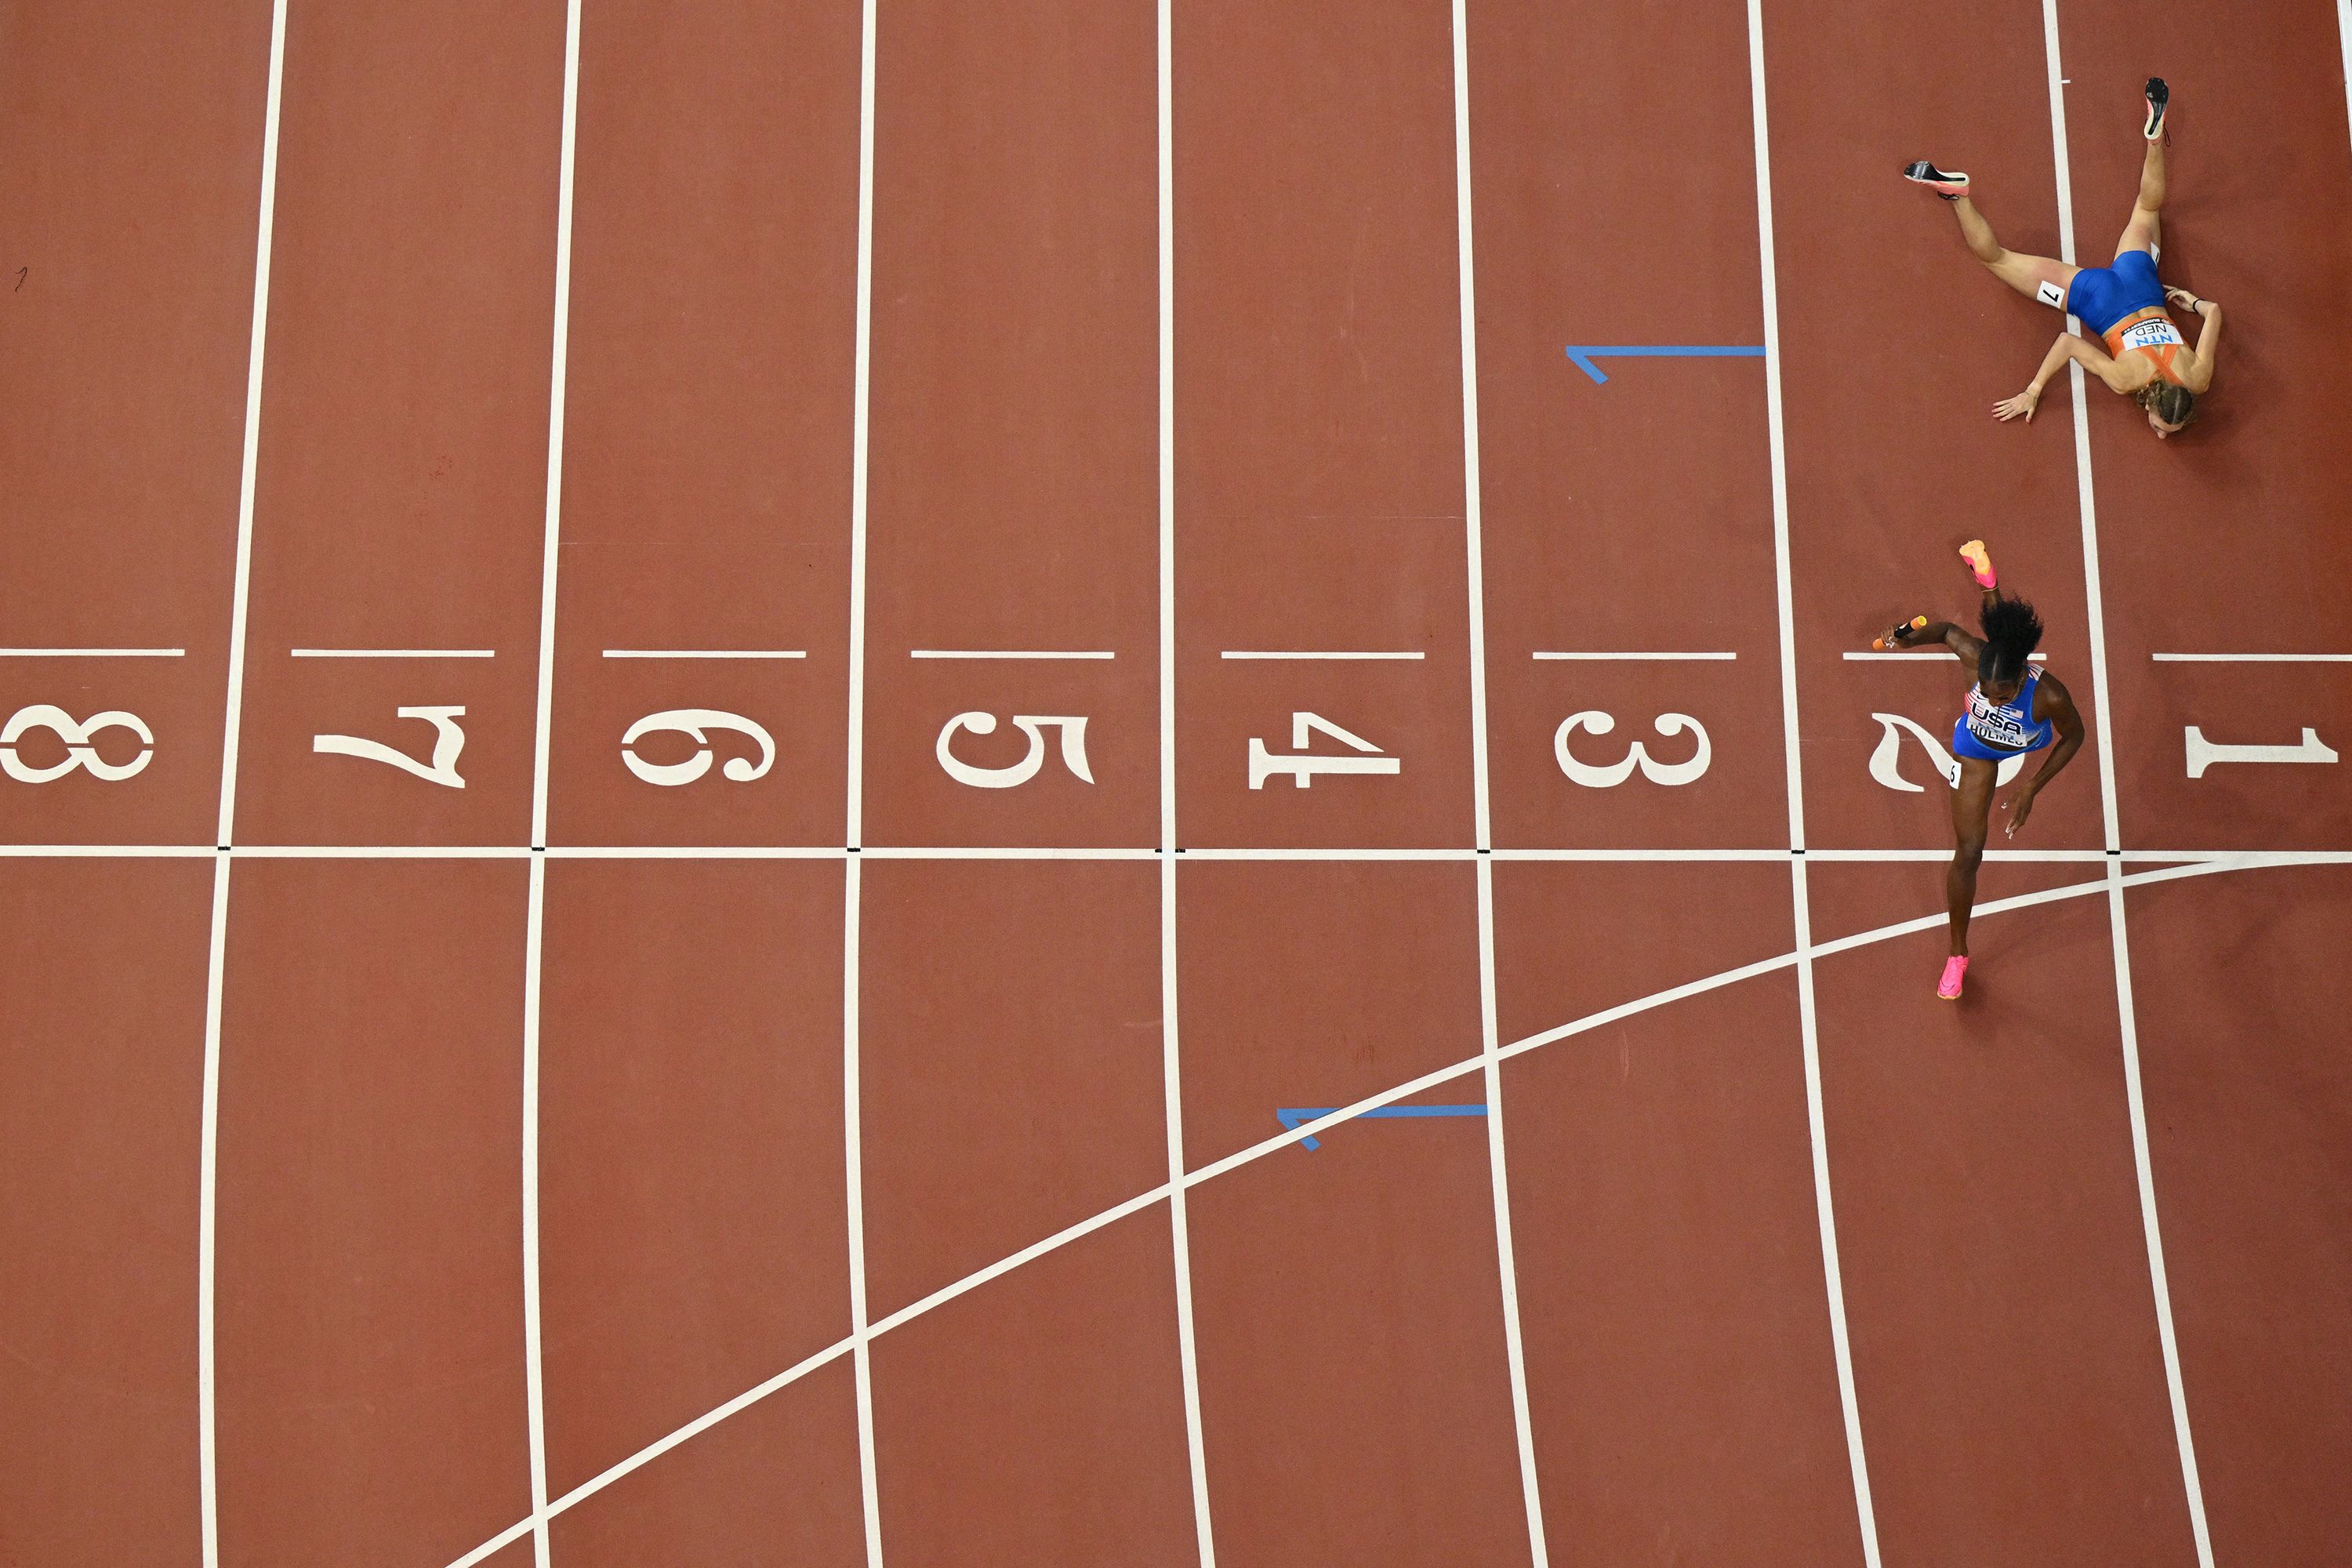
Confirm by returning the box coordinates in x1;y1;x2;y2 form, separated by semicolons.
1902;160;1969;198
2144;77;2169;140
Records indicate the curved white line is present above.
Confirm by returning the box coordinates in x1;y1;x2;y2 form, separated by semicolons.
440;852;2302;1563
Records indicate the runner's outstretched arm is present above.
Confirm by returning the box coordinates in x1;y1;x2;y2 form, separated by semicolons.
2003;674;2085;837
1995;333;2132;420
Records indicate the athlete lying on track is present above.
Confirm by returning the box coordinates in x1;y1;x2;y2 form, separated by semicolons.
1904;77;2223;438
1877;542;2085;1000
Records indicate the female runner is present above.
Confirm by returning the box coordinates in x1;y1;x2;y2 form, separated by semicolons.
1903;78;2223;437
1878;542;2086;999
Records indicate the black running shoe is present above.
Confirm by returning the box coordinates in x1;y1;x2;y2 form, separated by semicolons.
1902;160;1969;199
2144;77;2169;140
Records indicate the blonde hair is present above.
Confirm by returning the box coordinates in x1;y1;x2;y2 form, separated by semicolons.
2136;379;2197;428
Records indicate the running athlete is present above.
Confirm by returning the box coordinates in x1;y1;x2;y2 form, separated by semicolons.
1877;542;2086;1000
1903;77;2223;438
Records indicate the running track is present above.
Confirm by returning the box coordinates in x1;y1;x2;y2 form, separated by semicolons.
4;0;2350;1563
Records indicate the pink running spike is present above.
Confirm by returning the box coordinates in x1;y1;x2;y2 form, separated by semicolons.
1937;954;1969;1000
1959;539;1997;589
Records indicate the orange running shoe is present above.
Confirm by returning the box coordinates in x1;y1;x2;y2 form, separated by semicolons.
1938;955;1969;1000
1959;539;1997;589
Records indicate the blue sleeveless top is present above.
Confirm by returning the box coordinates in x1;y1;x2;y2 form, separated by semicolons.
1958;667;2055;756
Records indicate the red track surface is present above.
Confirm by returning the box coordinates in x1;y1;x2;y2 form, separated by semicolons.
5;0;2349;1563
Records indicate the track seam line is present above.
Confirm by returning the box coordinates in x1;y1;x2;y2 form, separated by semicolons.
514;2;584;1559
845;0;884;1551
2038;16;2215;1564
1446;0;1548;1555
1157;0;1219;1556
199;3;289;1560
426;855;2287;1567
1744;2;1884;1561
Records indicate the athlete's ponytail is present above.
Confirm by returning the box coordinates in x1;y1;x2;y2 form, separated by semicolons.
2136;379;2196;428
1979;596;2044;690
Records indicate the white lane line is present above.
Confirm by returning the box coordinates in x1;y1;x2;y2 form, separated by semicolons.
289;648;496;659
601;648;808;659
200;4;289;1560
1218;649;1425;660
519;858;555;1568
517;4;583;1555
2151;652;2352;662
908;648;1115;660
0;647;186;658
196;856;233;1568
1158;0;1216;1552
2040;11;2213;1563
2339;0;2352;201
845;0;881;1547
1745;1;1882;1561
1531;650;1735;661
1843;651;2046;662
844;0;877;858
429;853;2296;1568
1447;0;1546;1552
842;859;884;1566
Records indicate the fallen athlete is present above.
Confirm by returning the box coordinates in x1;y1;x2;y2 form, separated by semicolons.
1904;77;2222;438
1876;542;2085;1000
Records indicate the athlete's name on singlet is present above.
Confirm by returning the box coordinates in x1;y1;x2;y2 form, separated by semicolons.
1965;687;2034;750
2118;317;2185;353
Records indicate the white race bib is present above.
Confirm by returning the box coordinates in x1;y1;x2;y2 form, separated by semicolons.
2118;317;2184;353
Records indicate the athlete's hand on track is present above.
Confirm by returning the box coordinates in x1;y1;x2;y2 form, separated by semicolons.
2003;786;2037;837
1993;388;2040;423
2164;285;2205;315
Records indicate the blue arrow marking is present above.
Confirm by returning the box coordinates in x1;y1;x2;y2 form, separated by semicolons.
1276;1103;1489;1152
1563;344;1766;385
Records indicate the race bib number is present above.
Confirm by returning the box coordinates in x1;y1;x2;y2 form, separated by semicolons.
2118;318;2183;353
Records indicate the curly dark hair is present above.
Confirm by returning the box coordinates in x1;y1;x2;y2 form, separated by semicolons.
1980;596;2045;689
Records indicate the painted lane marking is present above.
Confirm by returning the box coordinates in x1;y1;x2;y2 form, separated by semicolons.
426;853;2304;1568
2152;652;2352;662
1220;649;1425;660
910;648;1114;660
1276;1103;1487;1151
602;648;806;659
1843;652;2045;662
290;647;495;659
1533;650;1735;660
2183;726;2338;779
1563;344;1766;385
0;647;185;658
313;705;468;789
1247;710;1398;789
